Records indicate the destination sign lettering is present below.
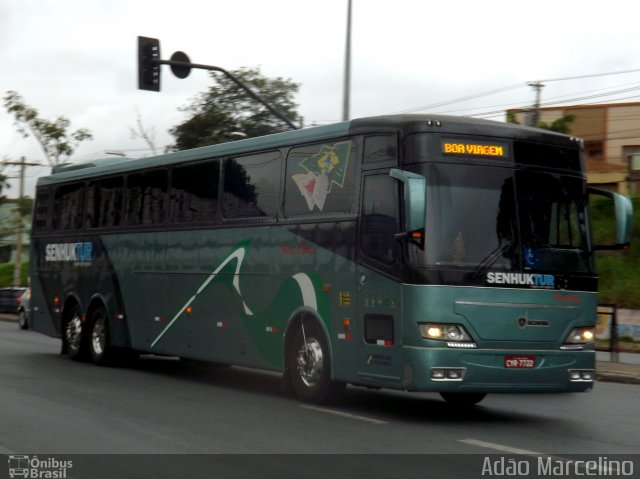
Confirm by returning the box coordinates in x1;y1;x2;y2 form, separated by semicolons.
442;140;509;158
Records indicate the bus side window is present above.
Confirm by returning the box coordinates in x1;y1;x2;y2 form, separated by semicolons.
53;183;85;231
126;170;168;226
33;188;51;232
284;139;358;217
364;134;397;164
360;174;401;265
222;152;281;219
170;160;220;223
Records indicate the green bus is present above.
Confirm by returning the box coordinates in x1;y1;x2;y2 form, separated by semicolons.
28;114;633;405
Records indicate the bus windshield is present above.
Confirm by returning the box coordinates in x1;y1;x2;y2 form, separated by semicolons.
409;162;593;275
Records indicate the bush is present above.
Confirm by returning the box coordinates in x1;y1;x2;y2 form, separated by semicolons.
0;262;29;287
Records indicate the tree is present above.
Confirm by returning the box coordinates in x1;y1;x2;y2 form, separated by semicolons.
130;110;158;156
0;162;9;201
507;110;575;134
170;67;300;150
3;91;93;167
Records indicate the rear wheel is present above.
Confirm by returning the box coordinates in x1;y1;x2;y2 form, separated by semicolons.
64;304;87;360
288;320;344;404
440;392;486;406
89;307;111;365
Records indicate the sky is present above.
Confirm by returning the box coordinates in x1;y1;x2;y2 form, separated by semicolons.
1;0;640;198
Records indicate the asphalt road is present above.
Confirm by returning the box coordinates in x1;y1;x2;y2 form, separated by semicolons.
1;321;638;477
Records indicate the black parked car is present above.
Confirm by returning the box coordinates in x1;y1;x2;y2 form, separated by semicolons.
0;286;27;314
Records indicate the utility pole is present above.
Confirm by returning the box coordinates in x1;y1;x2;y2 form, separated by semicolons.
2;157;40;286
528;81;545;127
342;0;353;121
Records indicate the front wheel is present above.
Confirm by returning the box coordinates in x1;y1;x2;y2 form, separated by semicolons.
440;392;486;406
288;320;344;404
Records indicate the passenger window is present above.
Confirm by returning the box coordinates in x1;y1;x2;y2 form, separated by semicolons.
53;183;85;231
364;135;397;164
33;188;51;232
223;151;281;219
86;177;124;228
126;170;168;226
171;161;220;223
285;139;358;217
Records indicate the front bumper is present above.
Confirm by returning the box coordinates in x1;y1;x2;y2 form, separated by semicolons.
401;346;595;393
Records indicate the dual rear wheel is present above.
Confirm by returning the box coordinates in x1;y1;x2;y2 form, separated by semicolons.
63;304;120;366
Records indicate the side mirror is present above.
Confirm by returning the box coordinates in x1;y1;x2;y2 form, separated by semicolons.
588;187;633;250
390;169;426;246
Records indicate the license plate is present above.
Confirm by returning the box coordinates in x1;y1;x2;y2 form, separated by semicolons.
504;355;536;368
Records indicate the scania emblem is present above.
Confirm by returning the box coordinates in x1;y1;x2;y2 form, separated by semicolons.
518;317;527;329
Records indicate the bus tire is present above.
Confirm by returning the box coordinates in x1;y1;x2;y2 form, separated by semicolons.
440;392;486;406
288;320;345;404
89;306;112;366
64;304;88;361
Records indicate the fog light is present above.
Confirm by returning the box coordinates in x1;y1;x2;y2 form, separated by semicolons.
431;367;465;381
569;369;595;382
447;369;461;379
581;370;594;381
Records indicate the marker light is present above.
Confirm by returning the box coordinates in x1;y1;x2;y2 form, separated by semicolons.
564;327;595;344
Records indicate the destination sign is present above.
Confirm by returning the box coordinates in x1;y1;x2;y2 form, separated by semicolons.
441;140;509;158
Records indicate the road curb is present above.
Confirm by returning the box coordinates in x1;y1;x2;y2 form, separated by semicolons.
596;373;640;385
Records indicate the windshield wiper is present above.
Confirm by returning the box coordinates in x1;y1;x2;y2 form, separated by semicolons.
467;242;511;280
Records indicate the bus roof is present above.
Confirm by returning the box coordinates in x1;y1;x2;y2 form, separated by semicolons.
38;114;578;186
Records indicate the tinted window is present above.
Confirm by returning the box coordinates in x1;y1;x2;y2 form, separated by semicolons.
361;175;401;264
86;177;124;228
364;135;397;163
53;183;85;231
126;170;168;226
285;139;358;217
223;151;281;219
33;188;51;232
171;161;220;223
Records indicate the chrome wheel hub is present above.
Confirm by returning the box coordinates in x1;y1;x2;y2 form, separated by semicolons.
65;314;82;351
296;338;324;387
91;315;105;356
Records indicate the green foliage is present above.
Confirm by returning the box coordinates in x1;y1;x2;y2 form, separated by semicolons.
0;262;28;287
506;110;576;134
595;196;640;308
537;114;575;134
170;67;300;150
3;91;93;167
0;163;9;200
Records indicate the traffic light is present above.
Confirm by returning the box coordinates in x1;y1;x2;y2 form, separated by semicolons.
138;36;160;91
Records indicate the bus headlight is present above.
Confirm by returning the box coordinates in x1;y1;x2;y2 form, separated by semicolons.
564;327;595;344
418;323;472;342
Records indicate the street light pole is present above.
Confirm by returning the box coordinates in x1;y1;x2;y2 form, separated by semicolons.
342;0;353;121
